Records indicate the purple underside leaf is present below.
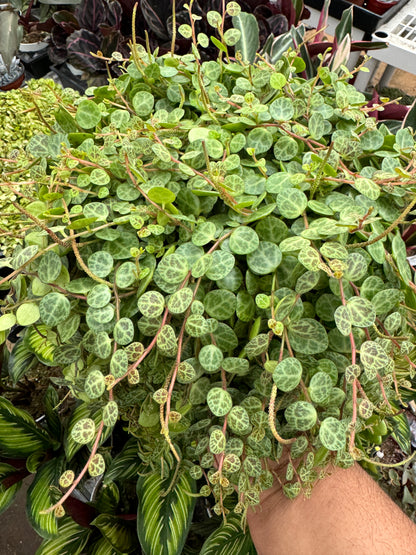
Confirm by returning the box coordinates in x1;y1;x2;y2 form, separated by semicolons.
53;9;80;29
267;14;289;36
51;26;70;48
307;42;334;57
140;0;170;40
350;41;387;51
67;30;105;73
75;0;111;33
48;45;69;65
106;0;123;28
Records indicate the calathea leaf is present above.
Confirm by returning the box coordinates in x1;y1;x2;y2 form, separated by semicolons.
232;12;259;64
0;463;22;516
35;517;92;555
91;514;139;553
67;30;104;73
5;338;37;384
27;456;65;538
0;397;51;458
137;469;197;555
200;514;256;554
140;0;170;39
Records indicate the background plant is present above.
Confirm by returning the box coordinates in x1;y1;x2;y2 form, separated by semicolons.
1;3;416;553
0;79;79;256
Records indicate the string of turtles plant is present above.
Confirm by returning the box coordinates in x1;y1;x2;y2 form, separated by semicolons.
1;2;416;552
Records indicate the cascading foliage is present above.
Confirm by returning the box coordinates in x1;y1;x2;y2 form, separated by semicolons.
1;2;416;552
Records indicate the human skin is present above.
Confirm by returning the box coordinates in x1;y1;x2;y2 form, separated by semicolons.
247;462;416;555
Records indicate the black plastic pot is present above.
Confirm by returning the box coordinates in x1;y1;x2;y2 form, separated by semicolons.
50;63;87;93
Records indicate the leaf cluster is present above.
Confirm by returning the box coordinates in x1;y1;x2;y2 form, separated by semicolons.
1;6;416;553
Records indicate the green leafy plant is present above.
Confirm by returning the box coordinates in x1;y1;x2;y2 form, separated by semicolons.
0;79;79;256
1;3;416;553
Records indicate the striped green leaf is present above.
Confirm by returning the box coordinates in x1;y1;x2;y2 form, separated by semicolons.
0;396;51;458
27;456;64;538
0;463;22;515
43;386;62;441
91;514;139;554
137;469;197;555
5;338;37;383
87;536;119;555
389;406;411;455
200;515;256;555
103;438;140;485
35;518;91;555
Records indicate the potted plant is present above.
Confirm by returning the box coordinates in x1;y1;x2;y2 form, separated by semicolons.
0;3;24;89
1;2;416;553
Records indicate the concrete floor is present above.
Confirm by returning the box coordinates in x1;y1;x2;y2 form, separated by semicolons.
0;477;42;555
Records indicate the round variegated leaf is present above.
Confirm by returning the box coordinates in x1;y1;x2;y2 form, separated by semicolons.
110;349;128;378
371;289;401;316
229;226;260;255
309;371;332;404
204;290;236;320
88;453;105;477
207;387;232;417
87;285;112;308
319;417;345;451
287;319;328;354
137;290;165;318
346;297;376;328
205;251;235;280
276;189;308;219
87;251;114;278
209;429;226;454
103;401;119;427
116;262;138;288
192;222;216;246
168;288;193;314
177;361;197;383
223;453;241;473
38;251;62;284
320;242;348;260
273;357;302;392
71;418;96;444
295;270;320;295
298;246;321;271
246;241;282;275
85;369;106;399
343;253;367;281
185;314;208;337
199;345;223;373
114;318;134;345
222;358;249;375
269;97;294;121
285;401;317;431
156;325;177;356
191;254;213;278
39;293;71;327
158;253;189;284
384;312;401;334
246;127;273;154
359;341;390;371
59;470;75;488
334;305;352;336
227;406;250;434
